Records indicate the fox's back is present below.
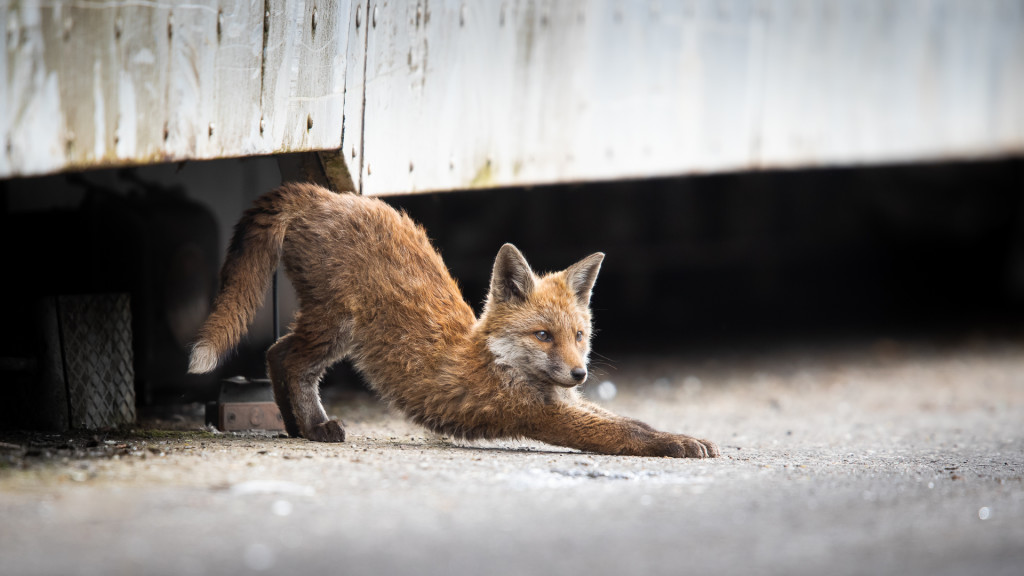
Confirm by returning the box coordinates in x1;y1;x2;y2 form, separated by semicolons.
281;188;477;383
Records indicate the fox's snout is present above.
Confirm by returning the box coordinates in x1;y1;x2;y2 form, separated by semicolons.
550;364;587;388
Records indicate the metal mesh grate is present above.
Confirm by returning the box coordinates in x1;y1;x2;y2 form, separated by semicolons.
59;294;136;429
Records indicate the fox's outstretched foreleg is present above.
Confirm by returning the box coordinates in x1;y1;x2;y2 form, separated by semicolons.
526;403;720;458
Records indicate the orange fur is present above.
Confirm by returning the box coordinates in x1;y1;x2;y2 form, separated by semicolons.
190;183;718;457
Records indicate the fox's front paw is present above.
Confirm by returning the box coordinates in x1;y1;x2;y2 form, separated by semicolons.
305;419;346;443
660;435;719;458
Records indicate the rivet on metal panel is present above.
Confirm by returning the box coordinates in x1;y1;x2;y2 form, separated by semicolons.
208;122;215;138
409;161;414;173
312;7;318;32
62;17;73;41
114;16;123;39
168;11;174;40
217;9;223;40
227;411;237;423
351;147;357;159
367;163;372;175
260;116;266;135
65;132;75;155
373;5;378;28
163;122;170;142
356;5;362;28
114;127;119;146
307;114;313;131
265;10;271;32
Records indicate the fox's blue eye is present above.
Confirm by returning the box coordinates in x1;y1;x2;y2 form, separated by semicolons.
575;331;584;342
535;331;552;342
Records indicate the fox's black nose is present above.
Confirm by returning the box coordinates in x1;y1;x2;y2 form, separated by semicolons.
570;368;587;382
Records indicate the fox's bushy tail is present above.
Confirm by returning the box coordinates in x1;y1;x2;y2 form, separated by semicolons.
188;183;320;373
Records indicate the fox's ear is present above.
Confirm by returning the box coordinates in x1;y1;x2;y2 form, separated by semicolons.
490;244;536;303
565;252;605;307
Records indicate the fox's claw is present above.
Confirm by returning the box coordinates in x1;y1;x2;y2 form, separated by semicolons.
663;435;719;458
702;438;721;458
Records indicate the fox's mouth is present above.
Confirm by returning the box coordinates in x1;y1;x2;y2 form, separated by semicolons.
526;364;582;388
541;371;579;388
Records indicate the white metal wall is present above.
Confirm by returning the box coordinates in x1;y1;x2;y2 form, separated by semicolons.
360;0;1024;195
1;0;364;179
3;0;1024;194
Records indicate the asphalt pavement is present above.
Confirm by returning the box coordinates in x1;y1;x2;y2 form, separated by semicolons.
1;335;1022;575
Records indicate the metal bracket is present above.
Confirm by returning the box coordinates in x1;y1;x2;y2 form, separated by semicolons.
205;377;285;432
276;151;357;193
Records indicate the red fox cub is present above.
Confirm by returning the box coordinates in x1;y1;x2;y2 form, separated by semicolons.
190;183;718;458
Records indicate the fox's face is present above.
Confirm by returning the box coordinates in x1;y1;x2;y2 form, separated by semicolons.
481;244;604;388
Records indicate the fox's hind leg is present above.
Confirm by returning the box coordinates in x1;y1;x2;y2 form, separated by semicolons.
267;336;301;437
266;319;352;442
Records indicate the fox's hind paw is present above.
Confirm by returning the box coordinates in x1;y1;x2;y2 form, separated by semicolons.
305;419;346;443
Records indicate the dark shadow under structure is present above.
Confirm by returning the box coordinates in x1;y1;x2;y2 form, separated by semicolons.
1;158;1022;421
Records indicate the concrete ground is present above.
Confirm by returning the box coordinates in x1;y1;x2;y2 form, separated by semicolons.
1;334;1023;576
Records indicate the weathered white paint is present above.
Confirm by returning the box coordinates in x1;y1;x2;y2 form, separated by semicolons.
359;0;1024;195
3;2;67;177
1;0;362;178
2;0;1023;192
115;69;136;158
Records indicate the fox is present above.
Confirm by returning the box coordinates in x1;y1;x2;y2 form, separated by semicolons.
189;183;719;458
